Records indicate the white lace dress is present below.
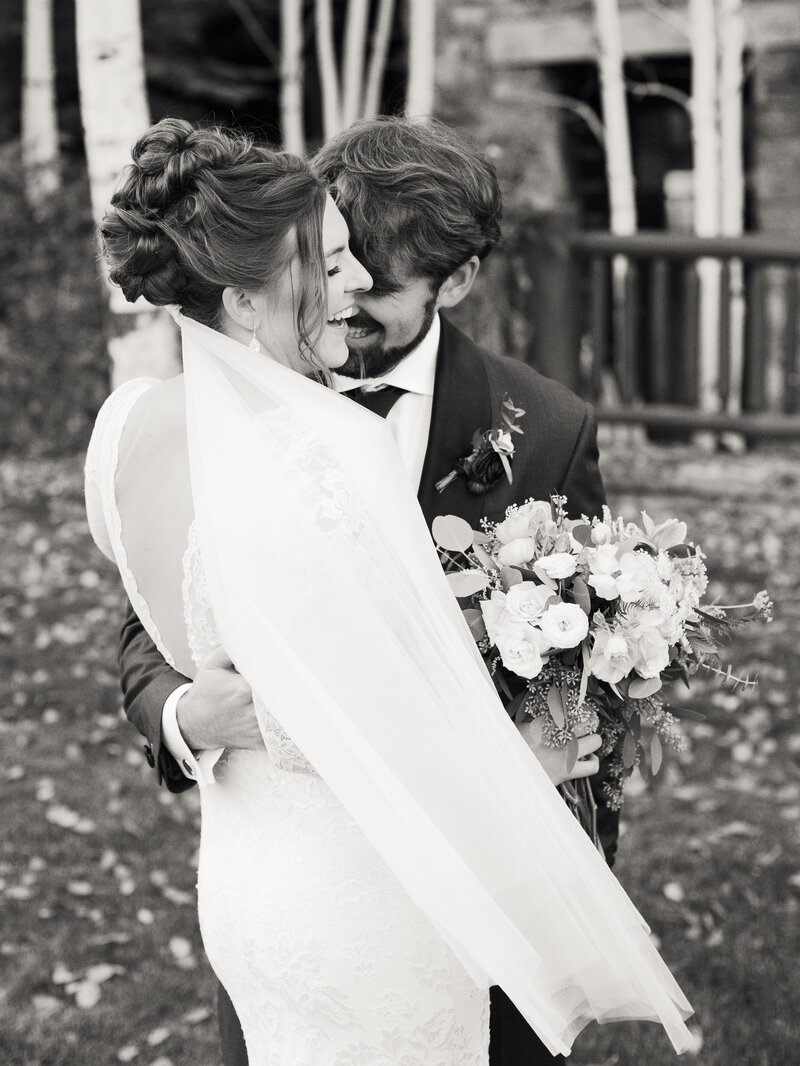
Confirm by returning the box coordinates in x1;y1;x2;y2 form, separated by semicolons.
87;380;490;1066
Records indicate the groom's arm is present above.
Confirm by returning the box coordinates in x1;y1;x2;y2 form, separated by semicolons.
120;601;263;793
119;600;196;793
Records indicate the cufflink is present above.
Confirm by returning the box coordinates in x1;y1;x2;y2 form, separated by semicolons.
182;759;196;777
143;743;155;768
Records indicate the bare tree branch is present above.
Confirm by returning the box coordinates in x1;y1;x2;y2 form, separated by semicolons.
626;79;691;111
530;91;606;147
225;0;280;68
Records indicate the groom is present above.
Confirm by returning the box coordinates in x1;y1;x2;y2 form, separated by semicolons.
119;117;619;1066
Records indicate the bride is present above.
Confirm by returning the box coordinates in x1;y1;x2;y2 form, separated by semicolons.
85;118;693;1065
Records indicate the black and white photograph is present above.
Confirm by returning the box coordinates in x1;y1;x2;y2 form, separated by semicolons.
0;1;798;1064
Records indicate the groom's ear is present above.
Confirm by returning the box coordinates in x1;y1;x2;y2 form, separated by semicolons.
433;256;481;312
221;286;258;331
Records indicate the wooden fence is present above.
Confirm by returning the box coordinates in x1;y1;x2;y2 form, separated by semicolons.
525;225;800;438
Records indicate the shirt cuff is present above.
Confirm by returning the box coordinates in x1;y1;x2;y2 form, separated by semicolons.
161;683;224;787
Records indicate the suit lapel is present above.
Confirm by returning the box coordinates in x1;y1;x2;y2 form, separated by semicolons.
417;318;493;531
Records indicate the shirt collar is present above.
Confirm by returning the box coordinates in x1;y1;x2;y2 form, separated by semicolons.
333;314;440;397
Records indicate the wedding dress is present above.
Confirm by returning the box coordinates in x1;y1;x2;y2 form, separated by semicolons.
85;312;693;1063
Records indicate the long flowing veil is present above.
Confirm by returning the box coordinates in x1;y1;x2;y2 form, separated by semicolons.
179;313;692;1056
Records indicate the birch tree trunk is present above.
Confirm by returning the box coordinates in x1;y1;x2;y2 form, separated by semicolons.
406;0;436;120
593;0;637;413
315;0;341;140
594;0;636;237
363;0;396;120
342;0;369;126
280;0;305;154
76;0;178;385
717;0;746;417
21;0;61;210
689;0;722;416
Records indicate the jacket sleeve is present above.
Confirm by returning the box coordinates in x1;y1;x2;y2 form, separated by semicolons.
559;403;606;522
119;599;196;793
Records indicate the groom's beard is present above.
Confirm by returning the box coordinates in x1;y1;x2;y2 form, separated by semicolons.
336;294;438;380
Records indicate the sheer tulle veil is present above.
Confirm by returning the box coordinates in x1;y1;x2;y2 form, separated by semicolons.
147;313;695;1055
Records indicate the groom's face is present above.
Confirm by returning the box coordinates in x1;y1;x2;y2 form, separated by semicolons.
336;267;439;379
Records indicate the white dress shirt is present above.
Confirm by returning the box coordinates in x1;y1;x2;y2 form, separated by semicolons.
163;315;442;781
333;313;439;490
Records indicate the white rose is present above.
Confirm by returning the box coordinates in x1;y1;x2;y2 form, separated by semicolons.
538;602;590;650
588;629;632;684
493;623;545;680
533;552;578;581
479;591;510;638
630;630;671;679
518;500;552;527
504;582;553;623
496;537;537;567
494;514;532;544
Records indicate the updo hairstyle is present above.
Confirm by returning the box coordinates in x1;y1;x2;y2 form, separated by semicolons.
101;118;328;367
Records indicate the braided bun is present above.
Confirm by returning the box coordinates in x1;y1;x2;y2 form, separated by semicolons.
100;118;327;337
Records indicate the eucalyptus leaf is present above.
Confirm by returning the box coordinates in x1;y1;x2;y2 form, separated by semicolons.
472;544;499;571
446;570;490;598
650;731;663;775
547;686;566;728
507;689;529;722
500;566;524;591
629;676;663;699
571;576;592;615
432;515;475;552
565;735;580;774
571;523;593;547
462;608;487;642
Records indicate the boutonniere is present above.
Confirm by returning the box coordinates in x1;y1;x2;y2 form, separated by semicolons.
435;395;526;496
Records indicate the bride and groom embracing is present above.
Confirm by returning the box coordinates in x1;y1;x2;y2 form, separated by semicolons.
85;115;693;1064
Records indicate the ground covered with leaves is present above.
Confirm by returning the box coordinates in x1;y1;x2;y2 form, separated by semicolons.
1;437;798;1066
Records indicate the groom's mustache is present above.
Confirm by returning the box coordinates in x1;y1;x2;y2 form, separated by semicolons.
345;310;380;333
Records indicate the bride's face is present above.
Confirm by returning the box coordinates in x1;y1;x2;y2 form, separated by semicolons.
246;197;371;374
318;196;373;368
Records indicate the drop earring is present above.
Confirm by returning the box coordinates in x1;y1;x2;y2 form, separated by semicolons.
248;323;261;353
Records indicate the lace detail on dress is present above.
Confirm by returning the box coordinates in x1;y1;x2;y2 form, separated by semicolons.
181;519;218;669
182;518;315;775
84;378;177;670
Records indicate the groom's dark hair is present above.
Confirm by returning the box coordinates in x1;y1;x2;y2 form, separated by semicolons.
312;116;502;289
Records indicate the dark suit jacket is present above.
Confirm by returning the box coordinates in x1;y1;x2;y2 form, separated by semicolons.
118;317;617;1065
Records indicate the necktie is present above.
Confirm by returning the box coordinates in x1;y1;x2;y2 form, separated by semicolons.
348;384;407;419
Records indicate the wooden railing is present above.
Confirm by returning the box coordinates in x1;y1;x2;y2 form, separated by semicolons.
526;225;800;437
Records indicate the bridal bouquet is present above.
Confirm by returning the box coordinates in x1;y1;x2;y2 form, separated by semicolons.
434;496;772;829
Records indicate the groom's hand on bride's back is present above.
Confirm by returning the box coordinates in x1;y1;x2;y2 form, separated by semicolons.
177;646;264;751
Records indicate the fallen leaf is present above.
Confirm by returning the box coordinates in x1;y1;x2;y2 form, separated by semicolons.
146;1026;171;1046
663;881;685;903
